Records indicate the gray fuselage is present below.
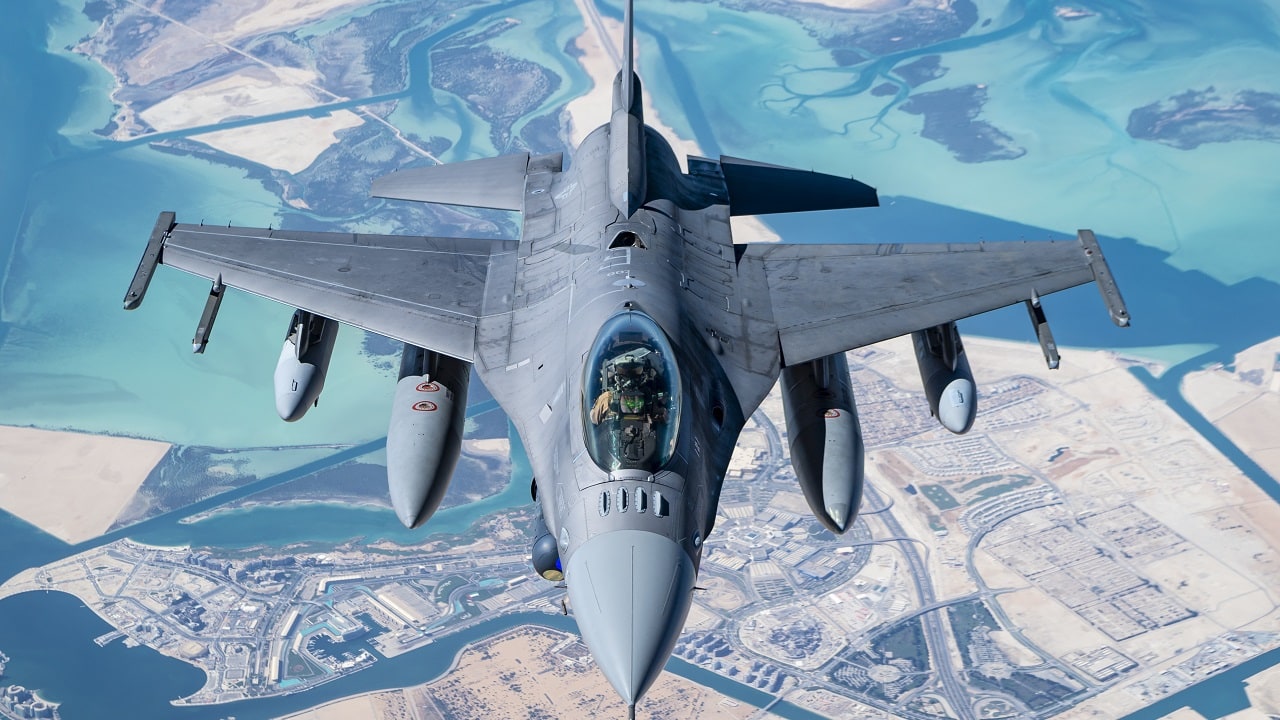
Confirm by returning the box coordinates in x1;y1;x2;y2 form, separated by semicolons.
471;121;780;704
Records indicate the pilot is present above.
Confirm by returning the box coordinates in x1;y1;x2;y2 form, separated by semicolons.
590;352;667;425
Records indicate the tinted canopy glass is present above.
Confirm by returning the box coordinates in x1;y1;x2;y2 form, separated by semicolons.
582;312;681;472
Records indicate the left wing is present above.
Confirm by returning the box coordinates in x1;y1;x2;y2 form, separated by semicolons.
124;212;516;361
737;230;1128;366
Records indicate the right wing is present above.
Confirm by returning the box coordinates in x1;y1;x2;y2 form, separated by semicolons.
124;212;516;361
738;230;1128;366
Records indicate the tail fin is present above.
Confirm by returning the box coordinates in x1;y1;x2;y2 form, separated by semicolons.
621;0;634;109
608;0;645;216
612;0;641;117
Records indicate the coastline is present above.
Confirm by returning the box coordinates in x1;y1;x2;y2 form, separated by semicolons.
178;437;512;526
178;497;391;526
1181;337;1280;484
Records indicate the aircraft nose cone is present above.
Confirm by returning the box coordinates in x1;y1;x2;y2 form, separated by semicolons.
937;377;976;434
566;530;696;706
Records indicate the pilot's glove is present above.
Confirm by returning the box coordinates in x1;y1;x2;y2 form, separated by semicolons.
590;391;613;424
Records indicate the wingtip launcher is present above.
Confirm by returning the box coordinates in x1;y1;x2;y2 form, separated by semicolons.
1078;228;1131;328
123;211;176;310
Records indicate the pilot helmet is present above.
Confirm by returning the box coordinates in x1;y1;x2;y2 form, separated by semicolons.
615;356;644;386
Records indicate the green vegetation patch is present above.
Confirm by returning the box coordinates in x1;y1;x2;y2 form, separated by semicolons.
874;618;928;665
920;484;960;510
956;474;1006;493
972;477;1034;501
969;671;1081;711
828;618;933;701
284;649;324;681
433;575;470;603
947;600;999;660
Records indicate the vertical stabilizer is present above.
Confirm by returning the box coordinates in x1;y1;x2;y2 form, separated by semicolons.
612;0;641;118
621;0;634;111
608;0;646;216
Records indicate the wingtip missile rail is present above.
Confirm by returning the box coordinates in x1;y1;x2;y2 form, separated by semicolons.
1078;229;1131;328
123;211;176;311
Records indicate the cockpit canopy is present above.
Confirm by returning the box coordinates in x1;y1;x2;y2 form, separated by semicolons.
582;312;681;473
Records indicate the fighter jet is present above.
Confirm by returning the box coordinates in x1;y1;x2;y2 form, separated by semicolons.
122;1;1129;715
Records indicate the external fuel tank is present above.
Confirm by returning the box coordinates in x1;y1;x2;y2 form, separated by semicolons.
912;322;978;434
273;310;338;422
386;345;470;529
780;352;865;534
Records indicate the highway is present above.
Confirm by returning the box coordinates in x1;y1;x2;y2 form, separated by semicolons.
964;517;1104;714
574;0;622;69
863;482;975;720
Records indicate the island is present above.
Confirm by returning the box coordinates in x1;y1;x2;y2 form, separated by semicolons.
1128;87;1280;150
899;85;1026;163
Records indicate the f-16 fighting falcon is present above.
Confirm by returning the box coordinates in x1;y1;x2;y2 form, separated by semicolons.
122;1;1129;716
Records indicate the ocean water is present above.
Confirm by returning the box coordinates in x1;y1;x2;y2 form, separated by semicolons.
632;0;1280;286
380;0;592;162
0;593;829;720
386;0;525;161
136;427;533;549
0;1;403;450
485;0;596;124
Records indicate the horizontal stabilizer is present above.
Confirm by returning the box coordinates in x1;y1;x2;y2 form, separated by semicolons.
372;153;561;212
715;155;879;216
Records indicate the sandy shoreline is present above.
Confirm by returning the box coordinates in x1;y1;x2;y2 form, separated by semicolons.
1183;336;1280;481
179;435;512;526
178;496;391;526
0;425;169;544
89;0;374;173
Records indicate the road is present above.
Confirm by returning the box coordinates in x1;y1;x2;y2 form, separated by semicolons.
863;482;975;720
573;0;622;70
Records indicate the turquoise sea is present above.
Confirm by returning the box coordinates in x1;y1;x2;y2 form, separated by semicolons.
2;0;1280;718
